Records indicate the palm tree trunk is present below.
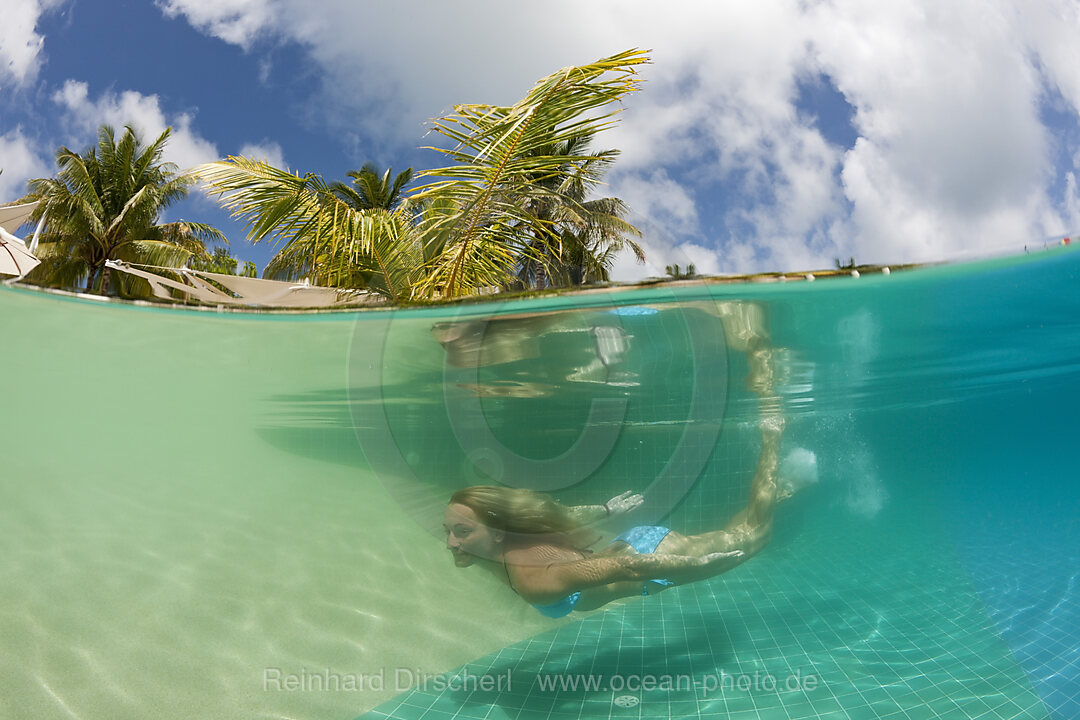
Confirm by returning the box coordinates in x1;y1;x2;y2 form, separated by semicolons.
534;241;551;289
87;263;111;295
86;264;100;293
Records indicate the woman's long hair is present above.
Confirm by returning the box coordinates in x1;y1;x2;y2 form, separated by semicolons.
449;486;581;538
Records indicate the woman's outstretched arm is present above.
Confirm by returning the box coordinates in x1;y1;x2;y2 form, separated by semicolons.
507;549;743;605
566;491;644;527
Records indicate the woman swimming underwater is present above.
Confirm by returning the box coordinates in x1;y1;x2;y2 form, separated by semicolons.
443;413;801;617
442;299;811;616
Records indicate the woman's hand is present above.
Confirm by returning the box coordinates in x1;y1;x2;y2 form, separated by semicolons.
603;491;644;517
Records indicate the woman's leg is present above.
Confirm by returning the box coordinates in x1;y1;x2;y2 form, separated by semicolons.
657;338;785;569
579;319;786;606
575;406;783;607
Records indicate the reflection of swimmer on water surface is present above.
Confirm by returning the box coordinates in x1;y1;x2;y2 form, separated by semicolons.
565;324;636;385
431;310;639;395
431;313;565;369
431;301;776;397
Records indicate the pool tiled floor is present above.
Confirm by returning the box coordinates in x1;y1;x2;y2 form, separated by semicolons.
950;483;1080;720
356;506;1050;720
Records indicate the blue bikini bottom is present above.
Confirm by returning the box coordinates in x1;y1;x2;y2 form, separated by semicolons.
531;525;675;618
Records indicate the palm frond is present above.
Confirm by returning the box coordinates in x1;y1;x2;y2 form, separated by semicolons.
195;158;346;249
113;240;193;267
409;49;648;298
21;239;91;290
195;157;421;299
155;221;228;248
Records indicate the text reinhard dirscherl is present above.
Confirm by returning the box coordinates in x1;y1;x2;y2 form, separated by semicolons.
263;667;512;694
263;667;819;696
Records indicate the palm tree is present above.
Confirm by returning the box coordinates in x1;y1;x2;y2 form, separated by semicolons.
24;125;224;295
331;163;413;211
515;132;643;289
196;49;649;301
242;164;416;291
665;263;696;279
260;163;415;290
198;158;423;297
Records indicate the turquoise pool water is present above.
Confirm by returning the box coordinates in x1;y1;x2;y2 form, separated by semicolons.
1;247;1077;720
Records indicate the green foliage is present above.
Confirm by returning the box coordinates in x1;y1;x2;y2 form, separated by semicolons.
192;246;239;274
22;125;224;295
331;164;413;211
198;156;423;300
513;132;643;289
189;246;256;277
196;49;649;302
665;263;696;279
410;49;647;298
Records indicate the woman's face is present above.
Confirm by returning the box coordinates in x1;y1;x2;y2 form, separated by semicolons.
443;503;503;567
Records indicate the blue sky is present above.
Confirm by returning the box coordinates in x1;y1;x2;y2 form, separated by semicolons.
3;1;1080;279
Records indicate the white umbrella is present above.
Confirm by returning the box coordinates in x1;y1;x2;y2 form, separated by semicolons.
0;201;38;234
0;226;41;278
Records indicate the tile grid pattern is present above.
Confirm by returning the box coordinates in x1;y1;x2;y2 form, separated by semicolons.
358;512;1051;720
954;530;1080;719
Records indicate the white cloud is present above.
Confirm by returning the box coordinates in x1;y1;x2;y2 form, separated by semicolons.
237;140;286;169
163;0;1080;274
1062;173;1080;233
0;0;63;89
0;127;49;203
51;80;220;171
611;169;699;239
609;237;675;282
673;242;723;277
1013;0;1080;112
156;0;277;50
812;0;1056;264
608;229;724;283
